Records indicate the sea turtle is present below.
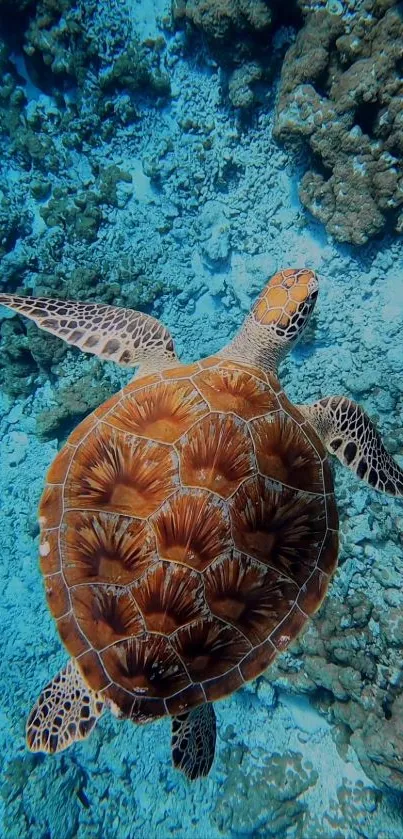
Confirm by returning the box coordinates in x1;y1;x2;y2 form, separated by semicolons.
1;268;402;781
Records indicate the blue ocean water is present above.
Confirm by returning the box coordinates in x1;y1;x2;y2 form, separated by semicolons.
0;0;403;836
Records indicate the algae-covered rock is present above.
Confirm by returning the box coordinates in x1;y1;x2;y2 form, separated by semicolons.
173;0;273;41
0;318;37;396
0;191;32;257
265;589;403;794
36;372;116;440
0;316;67;396
213;749;317;836
199;199;231;265
21;0;171;99
40;187;102;242
274;4;403;243
2;752;85;839
97;164;132;207
228;61;263;109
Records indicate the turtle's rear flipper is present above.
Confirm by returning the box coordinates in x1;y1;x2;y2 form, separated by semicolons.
26;659;104;754
171;703;217;780
299;396;403;496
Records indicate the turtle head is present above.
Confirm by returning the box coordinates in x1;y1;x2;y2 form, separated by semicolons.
219;268;319;373
251;268;318;343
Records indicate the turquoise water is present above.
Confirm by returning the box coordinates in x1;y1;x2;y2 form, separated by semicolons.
1;1;403;836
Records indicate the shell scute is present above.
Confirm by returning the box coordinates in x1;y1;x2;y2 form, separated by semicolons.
71;585;144;650
193;366;278;420
61;511;157;586
105;379;209;443
204;552;300;645
67;412;98;446
269;605;307;651
76;649;110;691
297;568;329;616
44;573;70;619
250;412;325;493
65;427;179;518
131;563;207;635
177;412;254;498
229;476;327;587
150;489;231;571
240;639;277;682
56;611;89;657
203;666;244;702
46;444;75;484
39;484;63;529
39;529;60;576
165;682;205;715
170;616;252;682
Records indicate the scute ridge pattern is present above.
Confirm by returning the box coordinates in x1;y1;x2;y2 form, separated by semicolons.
38;360;338;722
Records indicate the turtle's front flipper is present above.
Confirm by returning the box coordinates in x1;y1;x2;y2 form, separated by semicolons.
171;703;217;780
0;294;178;373
26;659;104;754
299;396;403;496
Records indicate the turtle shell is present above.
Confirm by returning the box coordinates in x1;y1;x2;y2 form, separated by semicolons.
38;358;339;721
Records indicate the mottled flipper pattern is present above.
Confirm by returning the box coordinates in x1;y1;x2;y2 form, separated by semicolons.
0;294;178;373
26;659;104;754
300;396;403;496
171;703;217;780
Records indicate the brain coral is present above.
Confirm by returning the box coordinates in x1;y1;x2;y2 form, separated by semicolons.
274;2;403;244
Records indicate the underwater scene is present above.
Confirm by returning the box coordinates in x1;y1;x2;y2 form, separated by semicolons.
0;0;403;836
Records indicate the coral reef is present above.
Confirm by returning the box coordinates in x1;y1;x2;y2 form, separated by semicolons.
274;2;403;244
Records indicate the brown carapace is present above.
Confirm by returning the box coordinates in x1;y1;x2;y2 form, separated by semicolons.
38;355;338;722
